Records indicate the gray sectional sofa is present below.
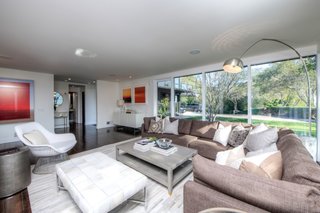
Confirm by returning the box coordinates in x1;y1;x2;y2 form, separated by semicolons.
141;117;320;212
141;117;250;160
184;130;320;212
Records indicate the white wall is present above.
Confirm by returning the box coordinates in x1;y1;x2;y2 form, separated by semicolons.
0;68;54;144
54;81;70;127
119;79;153;117
85;84;97;125
96;80;119;129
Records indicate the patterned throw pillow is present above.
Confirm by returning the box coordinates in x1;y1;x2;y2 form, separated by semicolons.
228;125;251;147
148;119;163;133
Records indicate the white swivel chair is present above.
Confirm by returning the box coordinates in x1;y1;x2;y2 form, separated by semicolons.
15;122;77;174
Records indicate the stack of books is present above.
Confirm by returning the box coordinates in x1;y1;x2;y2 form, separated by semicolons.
150;145;177;156
133;138;155;152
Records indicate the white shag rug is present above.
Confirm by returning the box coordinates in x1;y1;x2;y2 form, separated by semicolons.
28;138;192;213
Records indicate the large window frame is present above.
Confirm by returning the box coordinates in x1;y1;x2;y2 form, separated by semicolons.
155;54;319;161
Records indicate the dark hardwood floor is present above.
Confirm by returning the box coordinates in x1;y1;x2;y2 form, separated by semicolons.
55;123;140;155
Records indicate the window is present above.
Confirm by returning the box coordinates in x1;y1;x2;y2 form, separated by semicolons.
205;70;248;122
157;80;171;118
174;74;202;120
251;56;317;156
154;55;318;159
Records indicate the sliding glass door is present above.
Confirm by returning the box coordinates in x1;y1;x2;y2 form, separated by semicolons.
174;74;202;120
157;80;171;118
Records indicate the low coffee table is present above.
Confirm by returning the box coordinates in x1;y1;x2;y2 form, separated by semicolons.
116;139;197;194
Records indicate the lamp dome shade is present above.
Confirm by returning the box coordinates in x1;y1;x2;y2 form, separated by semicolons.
117;99;124;107
223;58;244;73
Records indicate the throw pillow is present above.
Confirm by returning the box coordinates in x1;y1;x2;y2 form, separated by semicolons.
245;128;278;151
213;124;232;146
23;130;49;145
215;145;245;166
251;123;268;134
163;117;179;135
246;143;278;157
148;119;163;133
228;125;251;147
242;123;268;146
240;151;283;179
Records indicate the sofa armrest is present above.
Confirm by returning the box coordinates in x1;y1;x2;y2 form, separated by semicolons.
184;181;268;213
141;123;146;133
193;155;320;213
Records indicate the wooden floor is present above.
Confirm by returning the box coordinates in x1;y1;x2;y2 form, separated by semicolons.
0;124;142;213
56;123;140;155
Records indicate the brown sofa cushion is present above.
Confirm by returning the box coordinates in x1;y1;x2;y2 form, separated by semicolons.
178;119;193;135
169;117;193;135
189;138;228;160
193;154;320;213
190;120;219;139
162;133;197;147
278;133;320;190
184;181;268;213
143;117;156;131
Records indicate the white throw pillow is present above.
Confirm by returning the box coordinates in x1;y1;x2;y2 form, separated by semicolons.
251;123;268;134
213;125;232;146
163;117;179;135
215;145;245;166
229;150;279;170
245;128;278;151
246;143;278;157
23;130;49;145
243;123;268;146
243;151;279;166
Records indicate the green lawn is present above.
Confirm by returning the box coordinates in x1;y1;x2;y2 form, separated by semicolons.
184;116;316;137
217;117;316;137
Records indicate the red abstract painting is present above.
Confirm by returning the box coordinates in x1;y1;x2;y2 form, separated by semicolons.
0;79;34;123
134;86;146;103
122;88;132;103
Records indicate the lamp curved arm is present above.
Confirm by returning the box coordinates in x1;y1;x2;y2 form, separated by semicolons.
226;38;312;136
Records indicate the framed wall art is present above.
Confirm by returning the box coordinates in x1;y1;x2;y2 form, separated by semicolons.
122;88;132;103
0;78;35;124
134;86;146;104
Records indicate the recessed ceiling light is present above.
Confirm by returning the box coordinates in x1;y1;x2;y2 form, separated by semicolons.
190;49;200;55
75;48;97;58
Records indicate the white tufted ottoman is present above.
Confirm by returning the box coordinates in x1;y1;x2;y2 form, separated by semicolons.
55;152;147;213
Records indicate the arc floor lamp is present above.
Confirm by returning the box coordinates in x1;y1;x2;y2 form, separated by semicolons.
223;38;312;136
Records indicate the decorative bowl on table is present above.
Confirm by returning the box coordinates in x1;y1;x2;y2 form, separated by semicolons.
155;138;172;149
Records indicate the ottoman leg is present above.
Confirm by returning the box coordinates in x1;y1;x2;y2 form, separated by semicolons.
128;187;147;210
56;174;66;192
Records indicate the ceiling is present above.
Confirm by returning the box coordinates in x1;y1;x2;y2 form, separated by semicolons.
0;0;320;82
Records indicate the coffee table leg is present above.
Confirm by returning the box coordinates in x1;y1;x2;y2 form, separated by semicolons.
167;169;173;195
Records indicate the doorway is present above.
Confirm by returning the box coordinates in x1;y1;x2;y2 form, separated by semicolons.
69;85;85;125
